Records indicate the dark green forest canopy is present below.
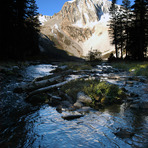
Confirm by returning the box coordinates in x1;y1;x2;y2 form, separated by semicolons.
109;0;148;60
1;0;40;60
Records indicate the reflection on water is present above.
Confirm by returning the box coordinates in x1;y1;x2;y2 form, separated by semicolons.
0;64;148;148
25;64;57;80
14;105;147;148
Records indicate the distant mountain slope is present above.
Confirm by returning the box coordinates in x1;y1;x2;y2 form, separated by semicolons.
39;0;117;59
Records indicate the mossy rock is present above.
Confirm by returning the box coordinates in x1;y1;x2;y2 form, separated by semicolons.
61;79;126;109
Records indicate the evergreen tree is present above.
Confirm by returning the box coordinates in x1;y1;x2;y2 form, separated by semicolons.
0;0;40;60
121;0;131;58
109;0;119;58
116;8;125;58
129;0;148;60
25;0;40;55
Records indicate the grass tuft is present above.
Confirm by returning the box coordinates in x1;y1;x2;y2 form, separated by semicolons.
111;62;148;78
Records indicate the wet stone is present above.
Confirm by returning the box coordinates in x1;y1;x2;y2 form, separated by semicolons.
62;114;84;120
77;92;92;104
126;81;134;85
56;105;62;113
61;101;72;108
129;93;139;98
130;104;139;109
132;100;140;104
49;96;62;106
73;101;84;109
126;97;134;102
114;129;135;138
76;107;93;114
121;87;128;92
139;102;148;109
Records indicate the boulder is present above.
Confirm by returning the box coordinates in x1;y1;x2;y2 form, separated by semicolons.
77;92;92;104
49;95;62;106
73;101;84;109
56;105;62;113
61;101;72;108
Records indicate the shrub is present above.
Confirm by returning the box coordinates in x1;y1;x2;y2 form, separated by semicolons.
87;49;102;62
84;81;125;107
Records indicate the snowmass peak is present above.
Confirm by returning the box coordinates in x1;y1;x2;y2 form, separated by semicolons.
40;0;115;58
61;0;112;27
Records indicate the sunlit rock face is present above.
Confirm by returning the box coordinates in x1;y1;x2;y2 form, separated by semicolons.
40;0;116;59
61;0;111;27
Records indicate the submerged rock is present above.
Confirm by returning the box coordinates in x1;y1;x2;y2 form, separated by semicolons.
76;107;93;114
56;105;62;113
62;114;84;120
114;128;135;138
139;102;148;109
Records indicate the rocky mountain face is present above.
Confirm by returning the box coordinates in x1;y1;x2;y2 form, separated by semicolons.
39;0;115;59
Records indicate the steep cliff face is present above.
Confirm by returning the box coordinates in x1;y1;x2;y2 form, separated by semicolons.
61;0;111;27
40;0;115;59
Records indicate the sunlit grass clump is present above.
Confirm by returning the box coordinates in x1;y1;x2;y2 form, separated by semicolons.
59;62;93;71
111;62;148;78
61;79;126;109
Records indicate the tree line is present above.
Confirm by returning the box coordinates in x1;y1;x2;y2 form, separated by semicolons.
1;0;40;60
109;0;148;60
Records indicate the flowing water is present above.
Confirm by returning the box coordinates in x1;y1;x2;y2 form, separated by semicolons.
0;64;148;148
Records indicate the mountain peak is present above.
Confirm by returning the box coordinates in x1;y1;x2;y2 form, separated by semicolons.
60;0;111;27
40;0;115;59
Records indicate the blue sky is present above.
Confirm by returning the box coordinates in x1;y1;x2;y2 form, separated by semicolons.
36;0;134;16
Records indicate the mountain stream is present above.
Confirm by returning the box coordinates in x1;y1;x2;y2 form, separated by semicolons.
0;63;148;148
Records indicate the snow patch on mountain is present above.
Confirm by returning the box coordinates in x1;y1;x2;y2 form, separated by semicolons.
38;14;51;25
99;13;110;23
68;0;76;3
40;0;117;59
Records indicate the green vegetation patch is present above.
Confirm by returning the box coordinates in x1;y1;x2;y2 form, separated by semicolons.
59;62;93;71
111;62;148;78
61;79;126;109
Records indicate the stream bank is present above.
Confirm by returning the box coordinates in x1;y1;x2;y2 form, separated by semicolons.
0;62;148;148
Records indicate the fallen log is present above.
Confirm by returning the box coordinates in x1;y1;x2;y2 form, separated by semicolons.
14;69;76;93
35;69;74;82
28;75;62;90
27;75;87;99
14;75;63;93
